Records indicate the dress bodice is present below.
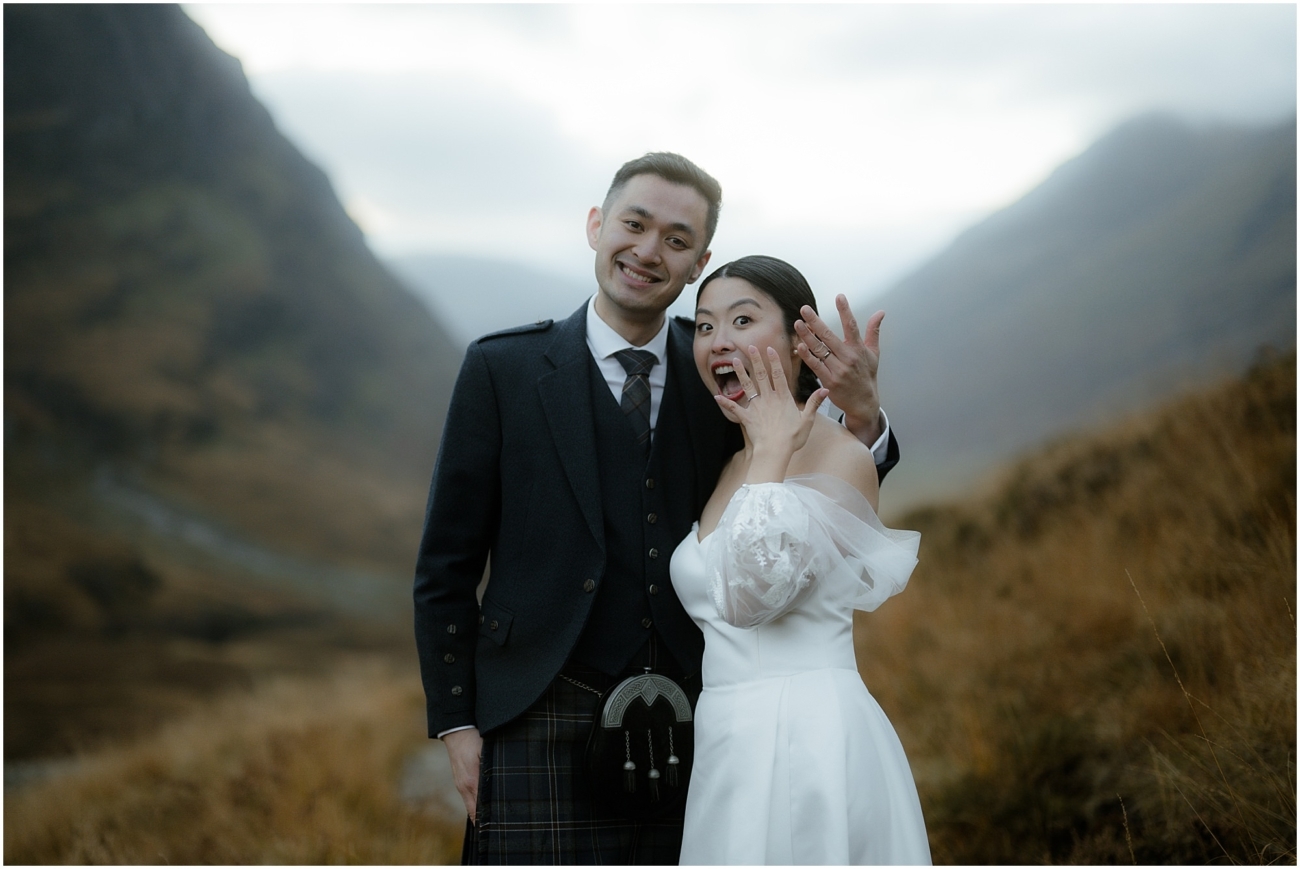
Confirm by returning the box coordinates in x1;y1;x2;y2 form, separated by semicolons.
672;529;859;687
668;474;920;688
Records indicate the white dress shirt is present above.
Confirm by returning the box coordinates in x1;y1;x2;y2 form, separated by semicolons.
585;294;670;431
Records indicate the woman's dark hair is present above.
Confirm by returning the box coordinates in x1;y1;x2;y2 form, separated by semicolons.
697;255;821;402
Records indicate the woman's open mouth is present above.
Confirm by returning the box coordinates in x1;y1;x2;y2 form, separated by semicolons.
712;362;746;401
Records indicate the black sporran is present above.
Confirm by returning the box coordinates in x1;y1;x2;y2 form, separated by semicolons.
585;672;694;819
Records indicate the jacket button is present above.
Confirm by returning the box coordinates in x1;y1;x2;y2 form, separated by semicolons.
489;620;499;631
642;617;653;628
648;548;659;559
646;513;657;524
446;624;457;634
649;584;660;595
451;686;463;696
583;578;596;592
444;653;455;664
645;478;655;489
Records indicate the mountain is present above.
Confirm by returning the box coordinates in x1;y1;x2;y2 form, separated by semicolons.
869;114;1296;509
4;5;463;758
387;253;592;346
5;4;462;555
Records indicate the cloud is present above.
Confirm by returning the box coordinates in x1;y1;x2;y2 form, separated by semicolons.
188;3;1296;295
809;5;1295;124
250;70;612;265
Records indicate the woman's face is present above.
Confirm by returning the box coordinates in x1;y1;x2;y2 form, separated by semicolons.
694;276;799;408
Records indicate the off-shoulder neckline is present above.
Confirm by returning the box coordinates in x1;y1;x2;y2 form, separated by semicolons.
693;473;878;544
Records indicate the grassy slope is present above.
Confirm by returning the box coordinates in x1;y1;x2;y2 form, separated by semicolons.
859;349;1295;863
5;658;462;864
6;353;1291;864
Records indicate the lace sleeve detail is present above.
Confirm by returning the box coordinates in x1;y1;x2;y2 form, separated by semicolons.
704;483;818;628
702;475;921;629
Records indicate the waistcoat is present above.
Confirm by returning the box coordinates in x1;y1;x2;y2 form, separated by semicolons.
569;354;696;676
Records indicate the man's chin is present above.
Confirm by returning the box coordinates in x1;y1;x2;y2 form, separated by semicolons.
606;285;683;314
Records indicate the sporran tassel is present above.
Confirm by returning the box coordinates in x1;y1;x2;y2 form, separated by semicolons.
623;730;637;793
646;729;661;801
666;725;680;788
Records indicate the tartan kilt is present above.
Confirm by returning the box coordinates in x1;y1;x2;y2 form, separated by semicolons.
462;672;686;865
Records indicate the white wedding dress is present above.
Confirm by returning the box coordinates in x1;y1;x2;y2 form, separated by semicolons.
670;474;932;865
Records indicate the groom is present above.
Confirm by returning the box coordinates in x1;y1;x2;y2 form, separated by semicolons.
413;152;899;864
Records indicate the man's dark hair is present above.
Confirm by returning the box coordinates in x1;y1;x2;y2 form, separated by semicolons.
603;152;723;249
697;255;821;402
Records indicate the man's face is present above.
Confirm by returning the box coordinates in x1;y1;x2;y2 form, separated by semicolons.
587;173;712;327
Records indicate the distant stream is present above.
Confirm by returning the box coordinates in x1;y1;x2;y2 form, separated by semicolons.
92;466;409;621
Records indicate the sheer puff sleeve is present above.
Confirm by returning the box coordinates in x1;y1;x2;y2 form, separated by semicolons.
701;473;921;628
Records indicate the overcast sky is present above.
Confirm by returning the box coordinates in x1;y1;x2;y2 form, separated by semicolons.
184;3;1296;317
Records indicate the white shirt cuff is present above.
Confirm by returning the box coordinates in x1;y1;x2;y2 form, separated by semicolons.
870;407;891;466
437;725;477;739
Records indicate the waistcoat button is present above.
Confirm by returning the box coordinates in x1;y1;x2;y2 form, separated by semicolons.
649;584;660;595
648;548;659;559
646;513;657;524
641;617;653;629
645;478;655;489
451;686;463;696
444;653;455;664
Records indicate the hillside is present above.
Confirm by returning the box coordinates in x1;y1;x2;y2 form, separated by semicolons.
4;5;462;760
861;349;1295;863
5;351;1291;864
871;114;1296;509
388;253;591;346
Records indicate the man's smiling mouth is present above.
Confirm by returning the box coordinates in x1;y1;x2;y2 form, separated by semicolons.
619;262;661;284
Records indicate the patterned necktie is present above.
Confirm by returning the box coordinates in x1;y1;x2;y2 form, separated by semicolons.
613;348;657;448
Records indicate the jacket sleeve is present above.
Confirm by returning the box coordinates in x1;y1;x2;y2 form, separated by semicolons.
413;341;502;736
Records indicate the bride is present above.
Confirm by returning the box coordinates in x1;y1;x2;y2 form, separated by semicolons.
670;255;931;865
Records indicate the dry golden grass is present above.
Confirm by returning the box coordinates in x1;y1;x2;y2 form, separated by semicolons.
5;656;463;864
859;351;1296;863
6;354;1290;865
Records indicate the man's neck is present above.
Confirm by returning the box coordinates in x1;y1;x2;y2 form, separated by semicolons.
593;294;665;347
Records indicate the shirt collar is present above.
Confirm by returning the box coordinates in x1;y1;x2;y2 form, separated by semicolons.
585;294;670;364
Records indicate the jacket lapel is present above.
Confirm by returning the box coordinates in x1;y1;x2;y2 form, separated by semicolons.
539;304;604;546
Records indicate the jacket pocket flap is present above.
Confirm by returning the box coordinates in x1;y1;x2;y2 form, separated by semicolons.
478;600;514;646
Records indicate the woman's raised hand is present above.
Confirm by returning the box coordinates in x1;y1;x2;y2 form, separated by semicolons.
715;345;829;483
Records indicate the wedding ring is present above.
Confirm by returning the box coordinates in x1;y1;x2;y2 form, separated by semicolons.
814;343;831;360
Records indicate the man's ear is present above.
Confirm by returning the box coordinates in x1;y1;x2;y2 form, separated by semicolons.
586;206;603;251
687;249;713;284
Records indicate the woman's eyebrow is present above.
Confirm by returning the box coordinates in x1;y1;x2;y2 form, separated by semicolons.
696;298;762;317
